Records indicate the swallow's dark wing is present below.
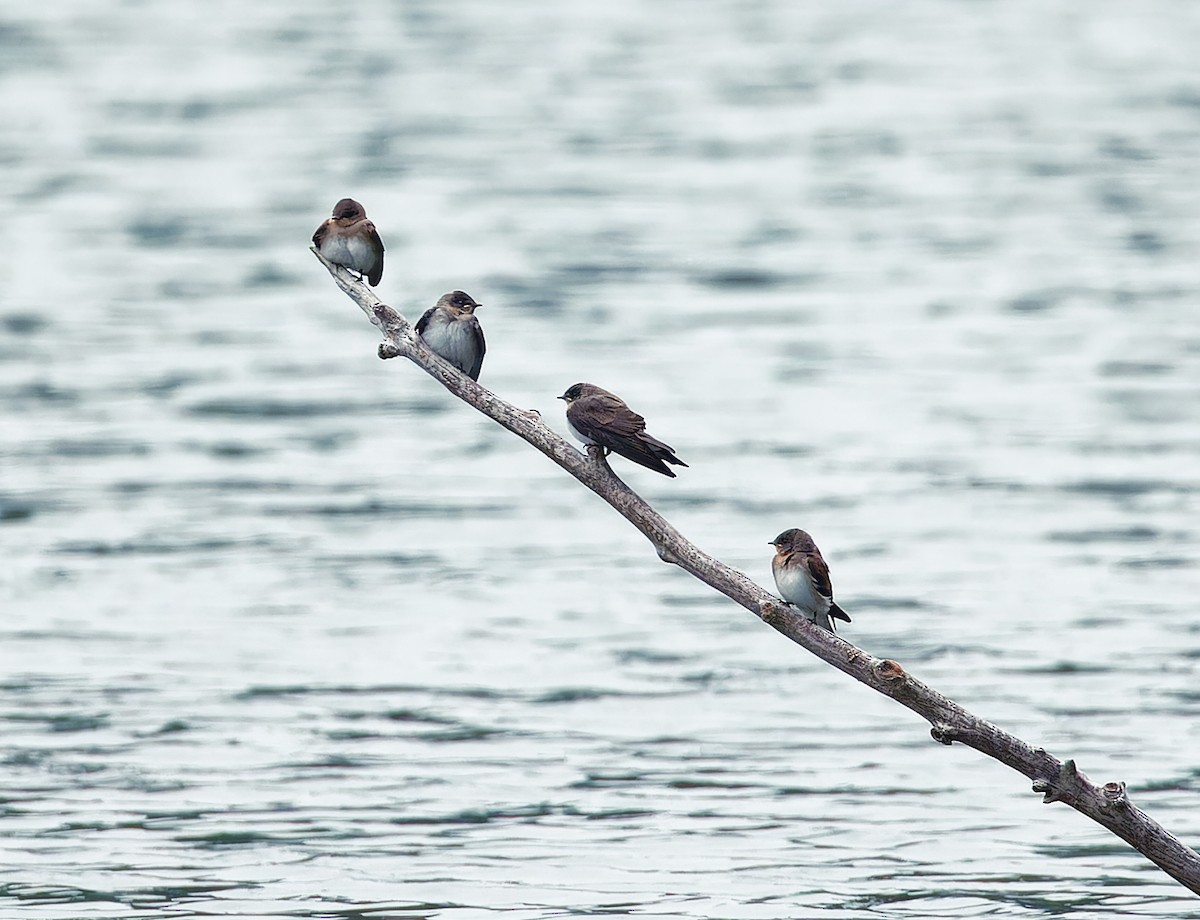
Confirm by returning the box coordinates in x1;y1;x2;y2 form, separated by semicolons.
804;553;834;600
362;219;385;286
312;219;331;248
465;317;485;382
637;431;688;470
594;394;645;436
414;306;437;336
566;394;637;447
571;394;684;477
805;554;851;622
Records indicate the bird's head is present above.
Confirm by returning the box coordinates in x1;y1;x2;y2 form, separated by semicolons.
331;198;366;220
770;528;815;552
558;382;588;404
437;291;481;315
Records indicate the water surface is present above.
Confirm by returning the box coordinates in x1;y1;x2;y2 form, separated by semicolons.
2;1;1200;917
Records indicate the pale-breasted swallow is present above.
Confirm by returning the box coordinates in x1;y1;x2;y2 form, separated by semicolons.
558;383;688;478
770;528;851;633
312;198;385;287
415;291;486;381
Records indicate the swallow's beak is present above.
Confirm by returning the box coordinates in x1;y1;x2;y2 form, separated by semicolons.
556;395;567;401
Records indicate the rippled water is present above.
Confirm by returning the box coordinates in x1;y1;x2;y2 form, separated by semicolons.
3;1;1200;916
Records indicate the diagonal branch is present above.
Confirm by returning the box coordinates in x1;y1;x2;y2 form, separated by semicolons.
314;247;1200;896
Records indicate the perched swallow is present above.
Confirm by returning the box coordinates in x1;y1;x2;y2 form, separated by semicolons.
415;291;486;381
312;198;385;286
558;383;688;478
770;528;851;633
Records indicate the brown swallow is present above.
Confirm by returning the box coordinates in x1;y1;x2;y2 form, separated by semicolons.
312;198;385;286
770;528;851;633
415;291;486;381
557;383;688;478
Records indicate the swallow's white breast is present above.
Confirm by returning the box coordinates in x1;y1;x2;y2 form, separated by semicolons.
419;312;478;372
319;232;376;275
772;559;830;617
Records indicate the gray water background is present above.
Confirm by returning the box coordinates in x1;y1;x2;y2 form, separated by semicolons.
2;1;1200;917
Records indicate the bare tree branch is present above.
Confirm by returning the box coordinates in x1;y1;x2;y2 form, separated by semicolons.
314;247;1200;896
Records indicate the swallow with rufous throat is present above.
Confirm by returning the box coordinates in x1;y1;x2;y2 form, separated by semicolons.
770;528;851;633
312;198;385;287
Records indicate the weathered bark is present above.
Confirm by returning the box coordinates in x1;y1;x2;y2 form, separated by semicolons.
314;247;1200;896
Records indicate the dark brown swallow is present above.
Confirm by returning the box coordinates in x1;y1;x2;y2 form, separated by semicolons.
312;198;385;286
769;528;851;633
415;291;486;381
557;383;688;478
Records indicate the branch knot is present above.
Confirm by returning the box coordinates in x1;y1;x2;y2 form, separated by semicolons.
1101;781;1128;811
873;658;907;682
930;722;958;745
1033;759;1083;805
